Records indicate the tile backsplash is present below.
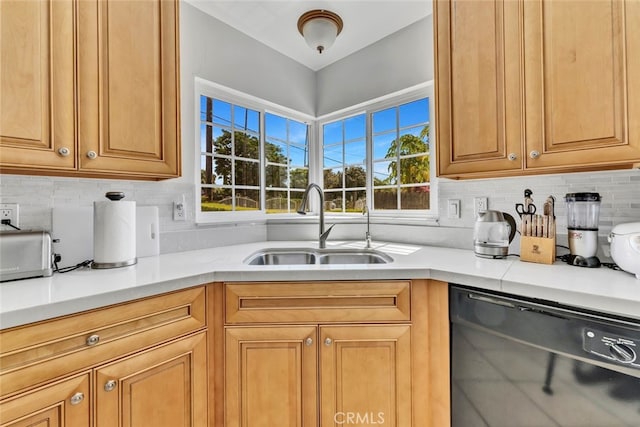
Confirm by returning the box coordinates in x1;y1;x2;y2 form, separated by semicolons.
1;168;639;253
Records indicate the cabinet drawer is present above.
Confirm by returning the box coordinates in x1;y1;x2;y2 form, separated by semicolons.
225;281;410;324
0;286;206;398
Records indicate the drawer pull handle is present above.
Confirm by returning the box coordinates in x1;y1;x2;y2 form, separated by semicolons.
324;337;333;346
104;380;117;392
305;337;313;346
508;152;517;161
87;150;98;159
58;147;71;157
529;150;540;159
70;392;84;405
86;334;100;346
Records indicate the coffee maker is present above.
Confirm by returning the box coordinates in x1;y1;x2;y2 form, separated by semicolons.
565;192;601;267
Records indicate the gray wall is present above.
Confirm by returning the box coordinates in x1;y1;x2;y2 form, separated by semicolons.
316;16;433;116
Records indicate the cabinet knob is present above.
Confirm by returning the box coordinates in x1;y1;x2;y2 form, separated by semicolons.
529;150;541;159
104;380;117;392
86;334;100;346
324;337;333;346
58;147;71;157
508;153;517;161
304;337;313;346
86;151;98;159
70;392;85;405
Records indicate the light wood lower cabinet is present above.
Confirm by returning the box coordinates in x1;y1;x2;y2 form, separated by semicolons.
0;373;90;427
222;280;450;427
95;332;208;427
0;286;208;426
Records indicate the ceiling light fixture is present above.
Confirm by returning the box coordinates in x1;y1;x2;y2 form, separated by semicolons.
297;9;343;54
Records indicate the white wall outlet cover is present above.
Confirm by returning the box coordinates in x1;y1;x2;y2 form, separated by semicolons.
474;197;488;216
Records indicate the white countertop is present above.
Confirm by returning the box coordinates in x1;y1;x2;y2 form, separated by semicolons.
1;240;639;329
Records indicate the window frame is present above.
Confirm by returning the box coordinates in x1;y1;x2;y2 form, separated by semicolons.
317;82;437;221
195;79;437;225
195;79;315;224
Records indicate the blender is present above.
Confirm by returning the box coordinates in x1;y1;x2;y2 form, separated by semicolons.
565;192;601;267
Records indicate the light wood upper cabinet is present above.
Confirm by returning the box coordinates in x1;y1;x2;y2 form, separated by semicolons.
77;0;181;178
435;0;640;178
435;0;524;176
0;0;181;180
0;0;76;171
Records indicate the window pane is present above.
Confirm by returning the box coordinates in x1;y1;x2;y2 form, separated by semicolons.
324;191;342;212
373;133;396;160
345;166;366;188
234;105;259;133
345;190;366;212
234;131;259;159
344;140;366;166
323;121;342;145
374;188;398;210
266;190;292;213
235;160;260;186
323;144;342;168
290;120;308;145
201;156;231;185
290;143;308;167
200;96;213;122
345;115;365;140
201;188;232;211
212;128;231;156
373;107;395;133
324;168;343;189
266;164;287;188
399;98;429;128
236;189;260;211
266;139;288;164
290;167;309;189
401;186;430;210
212;99;231;126
265;113;287;140
400;156;430;184
373;161;396;186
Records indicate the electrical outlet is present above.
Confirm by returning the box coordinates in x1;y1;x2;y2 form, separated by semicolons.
0;203;19;228
173;200;186;221
474;197;488;216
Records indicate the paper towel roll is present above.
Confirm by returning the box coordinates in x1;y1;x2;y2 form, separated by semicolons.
93;198;137;268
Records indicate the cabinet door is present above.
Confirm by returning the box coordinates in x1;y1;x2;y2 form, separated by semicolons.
0;373;90;427
0;0;76;171
225;326;318;427
94;332;207;427
320;325;411;427
77;0;180;178
435;0;523;177
524;0;640;170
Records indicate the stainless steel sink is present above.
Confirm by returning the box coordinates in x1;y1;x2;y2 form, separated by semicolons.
244;247;392;265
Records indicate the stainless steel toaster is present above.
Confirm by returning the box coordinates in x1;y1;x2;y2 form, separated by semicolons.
0;230;53;282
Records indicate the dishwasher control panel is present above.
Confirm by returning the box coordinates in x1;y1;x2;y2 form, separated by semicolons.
583;328;639;368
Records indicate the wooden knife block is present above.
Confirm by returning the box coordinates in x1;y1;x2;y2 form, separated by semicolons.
520;236;556;265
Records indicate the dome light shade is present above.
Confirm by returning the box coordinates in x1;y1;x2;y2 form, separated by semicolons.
297;10;343;54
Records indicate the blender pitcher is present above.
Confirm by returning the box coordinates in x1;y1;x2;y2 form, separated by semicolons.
565;192;601;267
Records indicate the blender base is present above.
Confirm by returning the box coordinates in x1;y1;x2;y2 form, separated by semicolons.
566;254;601;268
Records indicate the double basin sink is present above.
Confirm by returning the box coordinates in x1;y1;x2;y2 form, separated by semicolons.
244;247;393;265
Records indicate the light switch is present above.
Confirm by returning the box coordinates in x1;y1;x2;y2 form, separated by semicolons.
448;199;461;218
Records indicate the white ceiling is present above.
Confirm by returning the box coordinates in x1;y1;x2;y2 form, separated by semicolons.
185;1;432;71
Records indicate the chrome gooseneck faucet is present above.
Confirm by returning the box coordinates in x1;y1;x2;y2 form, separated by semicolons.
297;183;335;248
362;205;371;248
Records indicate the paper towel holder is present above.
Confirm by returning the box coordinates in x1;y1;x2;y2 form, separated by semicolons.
92;191;138;269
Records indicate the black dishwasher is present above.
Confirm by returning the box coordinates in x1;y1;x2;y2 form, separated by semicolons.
450;285;640;427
